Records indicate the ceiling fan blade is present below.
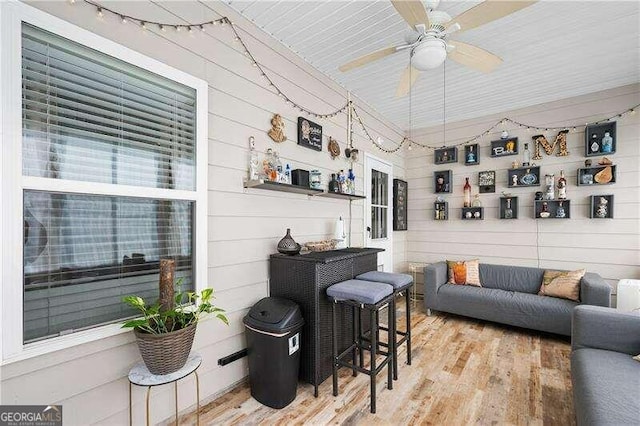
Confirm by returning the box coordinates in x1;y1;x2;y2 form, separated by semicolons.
339;47;400;72
445;1;537;33
391;0;430;29
396;64;421;97
448;41;503;73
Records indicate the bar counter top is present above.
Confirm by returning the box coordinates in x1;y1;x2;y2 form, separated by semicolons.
270;247;383;264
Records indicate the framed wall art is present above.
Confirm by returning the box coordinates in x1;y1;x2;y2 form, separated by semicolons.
478;170;495;193
393;179;408;231
297;117;322;151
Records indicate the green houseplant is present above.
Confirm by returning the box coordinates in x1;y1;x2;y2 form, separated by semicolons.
122;260;228;375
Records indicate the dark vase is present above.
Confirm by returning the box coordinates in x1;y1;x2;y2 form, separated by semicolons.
277;228;300;255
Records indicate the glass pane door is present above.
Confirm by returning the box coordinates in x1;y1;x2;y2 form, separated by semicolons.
370;169;388;239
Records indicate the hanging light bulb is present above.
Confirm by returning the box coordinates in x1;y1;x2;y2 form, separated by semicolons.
176;25;182;32
96;7;103;17
159;24;165;31
376;136;383;147
68;0;76;4
200;25;206;32
141;21;147;30
121;15;127;24
188;26;193;34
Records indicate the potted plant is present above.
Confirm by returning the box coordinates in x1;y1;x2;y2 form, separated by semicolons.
122;260;228;375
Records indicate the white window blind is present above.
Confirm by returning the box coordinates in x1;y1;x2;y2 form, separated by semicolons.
21;23;196;190
20;24;198;343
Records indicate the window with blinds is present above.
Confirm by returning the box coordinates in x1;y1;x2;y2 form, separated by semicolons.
21;24;197;342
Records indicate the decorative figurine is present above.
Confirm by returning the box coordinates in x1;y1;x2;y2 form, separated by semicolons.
501;130;509;139
585;159;592;167
263;148;278;181
544;174;555;200
337;170;346;193
248;136;259;181
465;211;473;219
473;211;481;219
511;160;520;169
556;201;566;218
435;174;448;193
535;191;543;201
442;151;449;163
505;139;516;153
590;133;599;153
598;156;613;165
268;114;287;143
328;137;340;159
594;166;613;184
472;194;482;208
512;174;518;186
557;170;567;199
539;201;551;218
601;132;613;153
595;197;608;218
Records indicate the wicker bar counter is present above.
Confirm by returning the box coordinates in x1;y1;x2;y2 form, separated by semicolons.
269;248;383;397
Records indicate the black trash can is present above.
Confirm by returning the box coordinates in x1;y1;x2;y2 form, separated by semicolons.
243;297;304;409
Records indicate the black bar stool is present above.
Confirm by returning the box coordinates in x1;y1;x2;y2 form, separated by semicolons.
356;271;413;380
326;279;395;414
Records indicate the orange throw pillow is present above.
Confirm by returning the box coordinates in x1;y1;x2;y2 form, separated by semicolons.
447;259;481;287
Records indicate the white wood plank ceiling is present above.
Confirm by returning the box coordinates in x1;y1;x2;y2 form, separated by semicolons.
226;0;640;130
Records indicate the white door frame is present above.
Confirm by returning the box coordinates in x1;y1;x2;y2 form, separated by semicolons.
364;153;393;271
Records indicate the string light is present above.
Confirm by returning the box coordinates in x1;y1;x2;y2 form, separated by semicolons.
76;0;638;154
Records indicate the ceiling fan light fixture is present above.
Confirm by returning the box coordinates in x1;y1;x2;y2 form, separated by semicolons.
411;38;447;70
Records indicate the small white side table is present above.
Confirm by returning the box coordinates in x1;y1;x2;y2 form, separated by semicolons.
617;279;640;312
128;353;201;426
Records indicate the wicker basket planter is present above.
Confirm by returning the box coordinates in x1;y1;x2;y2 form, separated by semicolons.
134;323;197;375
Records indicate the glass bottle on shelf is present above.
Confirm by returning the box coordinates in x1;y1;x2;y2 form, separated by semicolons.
590;133;600;153
329;173;339;192
556;201;566;218
248;136;259;181
504;198;513;219
472;194;482;207
601;132;613;153
522;143;531;166
557;170;567;199
442;151;449;163
466;146;476;163
347;169;356;195
544;174;555;200
463;177;471;207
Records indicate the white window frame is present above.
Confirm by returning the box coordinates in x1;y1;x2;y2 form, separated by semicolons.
0;2;208;363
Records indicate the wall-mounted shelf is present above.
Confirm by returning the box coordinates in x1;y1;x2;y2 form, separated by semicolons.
244;179;323;195
585;122;616;157
508;166;541;188
434;201;448;220
499;196;518;219
577;165;616;186
434;147;458;165
316;192;366;200
462;207;484;220
464;144;480;166
534;199;570;219
590;194;614;219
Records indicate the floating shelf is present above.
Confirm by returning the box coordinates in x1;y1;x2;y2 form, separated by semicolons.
508;166;541;188
534;199;570;219
244;179;323;195
499;196;518;219
434;170;453;194
462;207;484;220
577;165;616;186
434;201;448;221
585;122;616;157
316;192;366;200
590;194;614;219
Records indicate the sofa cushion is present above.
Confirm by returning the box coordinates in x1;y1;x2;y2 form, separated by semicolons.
572;348;640;426
447;259;481;286
538;269;585;302
479;263;544;294
437;284;577;335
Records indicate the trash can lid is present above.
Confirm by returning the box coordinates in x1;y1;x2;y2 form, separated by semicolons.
243;297;304;334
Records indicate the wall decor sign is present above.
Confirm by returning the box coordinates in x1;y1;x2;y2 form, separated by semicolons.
478;170;496;193
531;130;569;159
298;117;322;151
584;122;616;157
490;137;518;157
268;114;287;143
393;179;408;231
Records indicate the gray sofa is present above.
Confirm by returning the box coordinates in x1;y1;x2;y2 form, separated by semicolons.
424;262;611;336
571;305;640;425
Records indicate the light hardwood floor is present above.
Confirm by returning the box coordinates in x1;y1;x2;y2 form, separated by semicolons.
182;306;575;425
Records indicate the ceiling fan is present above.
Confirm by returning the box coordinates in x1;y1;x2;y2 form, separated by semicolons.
338;0;538;97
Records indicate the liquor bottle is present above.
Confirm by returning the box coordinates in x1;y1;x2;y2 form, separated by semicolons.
347;169;356;195
248;136;259;180
557;170;567;199
329;174;339;192
472;194;482;207
284;163;292;185
504;198;513;219
463;177;471;207
601;132;613;153
466;146;476;163
522;143;531;166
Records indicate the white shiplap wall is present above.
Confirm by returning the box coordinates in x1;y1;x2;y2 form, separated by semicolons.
0;2;406;424
406;84;640;301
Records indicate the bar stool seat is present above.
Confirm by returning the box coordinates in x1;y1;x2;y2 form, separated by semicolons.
356;271;413;380
326;279;395;414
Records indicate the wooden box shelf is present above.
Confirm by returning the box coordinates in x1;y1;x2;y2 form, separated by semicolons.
434;147;458;165
499;196;518;219
589;194;614;219
462;207;483;220
508;166;541;188
534;199;570;219
434;201;448;221
577;165;616;186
